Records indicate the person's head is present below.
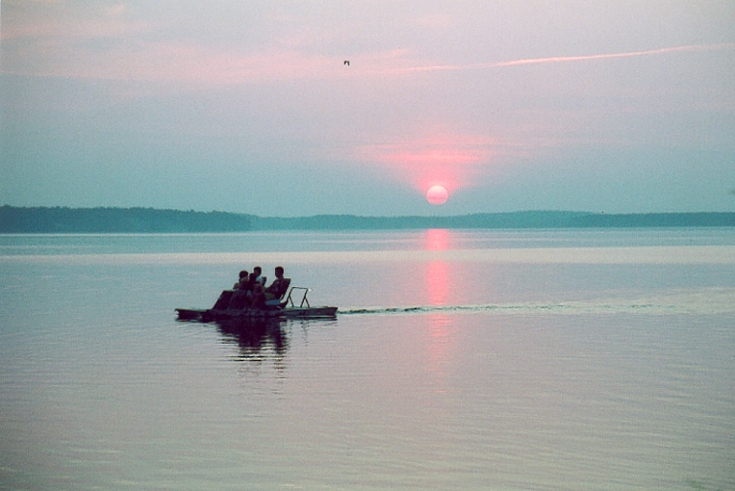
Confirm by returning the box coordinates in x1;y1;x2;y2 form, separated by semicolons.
239;270;249;279
254;266;262;276
274;266;284;278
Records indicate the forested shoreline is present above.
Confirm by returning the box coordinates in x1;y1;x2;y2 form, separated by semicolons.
1;205;733;233
0;206;252;233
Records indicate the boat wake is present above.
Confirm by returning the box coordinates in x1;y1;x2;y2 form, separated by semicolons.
339;290;735;316
338;303;658;316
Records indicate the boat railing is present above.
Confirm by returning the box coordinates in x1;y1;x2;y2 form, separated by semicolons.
283;287;311;308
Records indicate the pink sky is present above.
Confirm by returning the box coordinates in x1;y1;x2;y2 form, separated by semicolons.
2;1;734;215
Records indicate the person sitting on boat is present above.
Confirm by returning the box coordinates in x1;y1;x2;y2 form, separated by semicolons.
251;266;265;286
250;282;266;308
228;270;252;310
250;266;289;308
265;266;290;300
242;267;261;307
233;270;249;289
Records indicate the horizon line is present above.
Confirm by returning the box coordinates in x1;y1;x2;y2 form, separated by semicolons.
2;204;733;218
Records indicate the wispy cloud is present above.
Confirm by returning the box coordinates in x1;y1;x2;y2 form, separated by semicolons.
4;0;731;92
397;43;735;74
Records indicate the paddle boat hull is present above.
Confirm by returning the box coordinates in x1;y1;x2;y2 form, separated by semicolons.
176;286;337;322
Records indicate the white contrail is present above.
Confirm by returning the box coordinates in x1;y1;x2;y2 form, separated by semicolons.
401;43;735;73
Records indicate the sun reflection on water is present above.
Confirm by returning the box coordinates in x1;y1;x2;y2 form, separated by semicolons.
424;228;450;306
423;229;459;384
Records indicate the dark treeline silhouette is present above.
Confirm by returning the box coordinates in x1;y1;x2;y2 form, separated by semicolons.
1;206;733;233
0;206;251;233
248;211;735;230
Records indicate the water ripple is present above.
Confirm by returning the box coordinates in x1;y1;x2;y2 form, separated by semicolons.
340;289;735;316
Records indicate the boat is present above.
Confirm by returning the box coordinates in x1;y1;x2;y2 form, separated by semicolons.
176;286;338;322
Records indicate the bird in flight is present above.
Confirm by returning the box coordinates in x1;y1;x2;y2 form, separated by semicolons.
344;60;350;66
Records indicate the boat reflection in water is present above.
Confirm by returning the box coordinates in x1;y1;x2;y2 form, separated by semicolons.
215;316;290;361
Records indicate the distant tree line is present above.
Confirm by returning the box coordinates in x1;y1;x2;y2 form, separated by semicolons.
0;206;251;233
1;206;732;233
248;211;735;230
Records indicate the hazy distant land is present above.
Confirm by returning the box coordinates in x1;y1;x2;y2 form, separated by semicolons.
1;205;733;233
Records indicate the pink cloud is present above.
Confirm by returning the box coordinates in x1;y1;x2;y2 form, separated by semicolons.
355;134;500;193
0;2;416;87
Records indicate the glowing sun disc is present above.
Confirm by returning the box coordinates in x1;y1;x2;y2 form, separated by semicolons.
426;185;449;205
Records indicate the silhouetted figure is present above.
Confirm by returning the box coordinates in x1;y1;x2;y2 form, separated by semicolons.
251;266;264;287
265;266;290;300
234;270;249;289
246;266;262;307
344;60;350;66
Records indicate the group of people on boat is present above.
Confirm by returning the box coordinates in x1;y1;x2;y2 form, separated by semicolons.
228;265;291;309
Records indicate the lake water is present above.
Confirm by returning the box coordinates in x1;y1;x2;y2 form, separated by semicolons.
1;229;734;491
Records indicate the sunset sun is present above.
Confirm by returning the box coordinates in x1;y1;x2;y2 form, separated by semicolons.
426;185;449;205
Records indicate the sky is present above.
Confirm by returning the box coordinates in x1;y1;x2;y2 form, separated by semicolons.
1;1;734;217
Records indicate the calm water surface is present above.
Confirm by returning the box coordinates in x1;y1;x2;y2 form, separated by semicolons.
1;229;734;490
